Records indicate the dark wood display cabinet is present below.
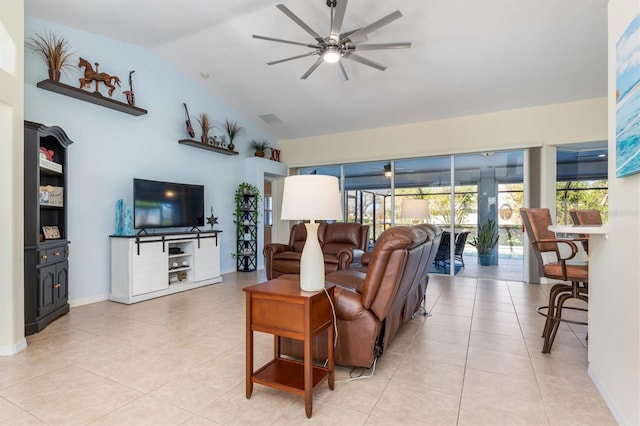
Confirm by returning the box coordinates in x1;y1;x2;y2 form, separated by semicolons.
235;190;259;272
24;121;73;335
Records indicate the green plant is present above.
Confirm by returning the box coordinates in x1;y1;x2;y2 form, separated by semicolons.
469;219;499;254
219;119;246;144
249;138;271;152
25;31;74;75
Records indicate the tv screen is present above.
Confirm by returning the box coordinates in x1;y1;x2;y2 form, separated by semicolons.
134;178;204;230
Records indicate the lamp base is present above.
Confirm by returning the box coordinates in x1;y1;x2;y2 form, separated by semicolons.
300;222;325;292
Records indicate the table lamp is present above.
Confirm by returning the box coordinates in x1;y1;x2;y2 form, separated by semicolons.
281;175;343;291
401;199;429;224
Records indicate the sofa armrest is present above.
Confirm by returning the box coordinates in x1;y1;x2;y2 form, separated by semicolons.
334;286;368;321
336;247;355;270
263;243;294;256
360;251;372;266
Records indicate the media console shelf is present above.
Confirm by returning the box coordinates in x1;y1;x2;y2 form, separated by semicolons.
109;231;222;304
178;139;239;156
37;79;148;116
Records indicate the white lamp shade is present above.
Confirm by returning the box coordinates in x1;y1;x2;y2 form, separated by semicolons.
401;199;429;219
280;174;342;292
281;175;343;221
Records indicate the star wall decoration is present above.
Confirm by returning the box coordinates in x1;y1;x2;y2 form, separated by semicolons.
207;206;218;229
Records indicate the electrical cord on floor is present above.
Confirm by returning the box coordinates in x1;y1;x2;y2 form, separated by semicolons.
323;287;338;348
335;357;378;383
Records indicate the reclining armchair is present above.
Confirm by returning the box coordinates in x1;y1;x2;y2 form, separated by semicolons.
281;224;437;367
263;222;369;280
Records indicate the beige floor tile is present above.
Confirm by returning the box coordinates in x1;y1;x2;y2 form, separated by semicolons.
466;347;534;378
392;355;464;396
198;381;296;425
0;397;23;422
418;324;471;347
470;318;523;337
314;375;388;414
472;307;520;324
431;303;474;318
406;338;469;367
149;370;243;412
473;299;516;313
0;411;47;425
469;330;528;356
364;414;408;425
181;415;223;425
275;398;369;425
90;395;193;426
371;380;458;425
459;368;548;425
423;312;473;331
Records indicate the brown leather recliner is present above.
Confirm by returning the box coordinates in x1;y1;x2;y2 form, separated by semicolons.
263;222;369;280
281;224;437;368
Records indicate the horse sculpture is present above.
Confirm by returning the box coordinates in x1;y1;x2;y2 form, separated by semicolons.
78;57;121;97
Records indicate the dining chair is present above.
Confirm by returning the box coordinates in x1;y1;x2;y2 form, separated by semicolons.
520;208;589;353
569;209;603;253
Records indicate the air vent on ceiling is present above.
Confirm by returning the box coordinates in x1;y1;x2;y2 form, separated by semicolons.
259;113;283;124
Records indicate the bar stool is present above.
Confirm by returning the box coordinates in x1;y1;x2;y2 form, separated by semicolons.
520;208;589;353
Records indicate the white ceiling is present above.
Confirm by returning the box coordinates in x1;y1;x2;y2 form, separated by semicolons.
25;0;609;141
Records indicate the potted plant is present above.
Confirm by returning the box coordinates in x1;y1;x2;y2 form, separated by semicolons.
25;31;74;82
218;119;246;152
469;219;499;266
249;138;271;157
196;113;213;144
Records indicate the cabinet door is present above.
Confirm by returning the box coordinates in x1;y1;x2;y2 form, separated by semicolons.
194;236;220;282
55;261;69;309
131;241;168;296
38;264;57;319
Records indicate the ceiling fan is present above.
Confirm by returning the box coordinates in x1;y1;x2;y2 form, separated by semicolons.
252;0;412;81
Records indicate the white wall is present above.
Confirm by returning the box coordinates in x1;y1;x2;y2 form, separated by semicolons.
587;2;640;424
24;18;276;306
0;0;25;355
278;98;607;167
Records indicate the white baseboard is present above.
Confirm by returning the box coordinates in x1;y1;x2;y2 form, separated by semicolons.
0;337;27;356
69;293;109;308
588;365;625;425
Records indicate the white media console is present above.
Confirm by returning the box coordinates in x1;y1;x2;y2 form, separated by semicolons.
110;231;222;304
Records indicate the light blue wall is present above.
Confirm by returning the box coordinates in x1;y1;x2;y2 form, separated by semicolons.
25;17;279;304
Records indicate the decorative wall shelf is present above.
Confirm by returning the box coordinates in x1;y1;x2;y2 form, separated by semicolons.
36;80;148;116
178;139;239;156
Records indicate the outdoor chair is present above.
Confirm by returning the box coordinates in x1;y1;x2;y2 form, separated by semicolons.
432;230;450;269
453;231;470;267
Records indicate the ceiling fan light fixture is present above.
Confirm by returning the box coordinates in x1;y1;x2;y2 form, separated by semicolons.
323;46;341;63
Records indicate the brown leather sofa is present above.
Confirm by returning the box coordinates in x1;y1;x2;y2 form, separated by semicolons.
263;222;369;280
281;224;441;368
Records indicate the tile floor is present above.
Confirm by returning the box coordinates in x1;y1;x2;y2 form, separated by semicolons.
0;271;616;425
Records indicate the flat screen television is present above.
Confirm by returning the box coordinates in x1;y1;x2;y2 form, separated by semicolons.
133;178;204;230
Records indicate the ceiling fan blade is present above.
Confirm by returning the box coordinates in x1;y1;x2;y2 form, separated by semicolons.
267;51;318;66
351;42;412;51
346;10;403;43
276;4;325;43
343;53;387;71
330;0;348;42
300;57;324;79
253;34;318;49
337;61;349;81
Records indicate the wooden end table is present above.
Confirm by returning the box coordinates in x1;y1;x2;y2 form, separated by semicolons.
244;276;335;418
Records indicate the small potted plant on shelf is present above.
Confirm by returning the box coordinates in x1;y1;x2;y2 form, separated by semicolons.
249;138;271;157
469;219;500;266
218;119;246;152
196;113;213;144
25;31;74;82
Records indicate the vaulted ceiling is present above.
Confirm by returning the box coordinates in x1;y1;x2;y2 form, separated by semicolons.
25;0;609;140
